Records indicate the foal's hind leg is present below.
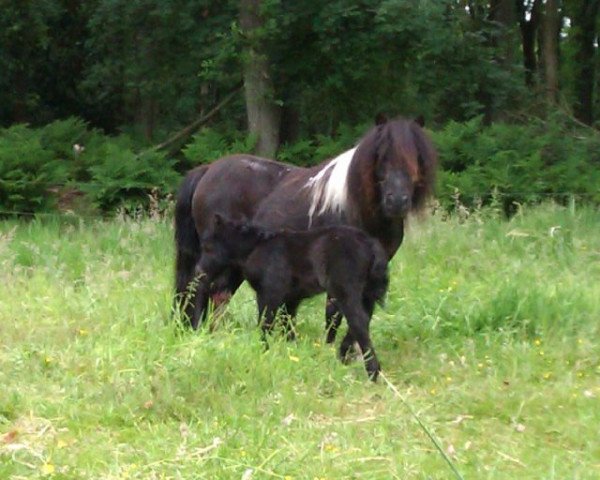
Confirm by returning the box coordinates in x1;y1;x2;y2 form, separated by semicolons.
337;296;380;381
282;299;301;341
339;294;377;356
257;297;279;346
325;296;343;344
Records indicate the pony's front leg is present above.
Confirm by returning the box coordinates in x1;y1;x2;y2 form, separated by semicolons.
325;296;343;343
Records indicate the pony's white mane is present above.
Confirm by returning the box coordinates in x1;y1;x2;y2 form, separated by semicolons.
305;146;357;227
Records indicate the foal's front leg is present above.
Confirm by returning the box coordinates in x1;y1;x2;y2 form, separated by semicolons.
257;294;282;346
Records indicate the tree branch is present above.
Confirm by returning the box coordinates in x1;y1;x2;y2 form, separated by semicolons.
150;83;243;156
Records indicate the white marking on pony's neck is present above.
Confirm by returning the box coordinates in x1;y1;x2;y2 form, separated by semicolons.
305;147;357;227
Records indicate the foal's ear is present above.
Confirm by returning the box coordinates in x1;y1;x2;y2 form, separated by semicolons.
213;213;224;227
375;112;388;126
414;115;425;127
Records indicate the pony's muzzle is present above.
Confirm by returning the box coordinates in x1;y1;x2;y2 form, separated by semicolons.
383;193;411;217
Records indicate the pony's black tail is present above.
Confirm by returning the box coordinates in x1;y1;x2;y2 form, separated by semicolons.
174;165;209;305
365;241;389;307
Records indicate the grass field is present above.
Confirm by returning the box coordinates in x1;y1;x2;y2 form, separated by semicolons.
1;203;599;479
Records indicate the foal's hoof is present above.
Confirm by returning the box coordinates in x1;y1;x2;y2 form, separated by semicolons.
339;341;361;364
325;330;337;344
367;367;380;382
285;330;297;342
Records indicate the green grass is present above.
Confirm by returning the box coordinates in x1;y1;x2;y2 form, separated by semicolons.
1;204;599;479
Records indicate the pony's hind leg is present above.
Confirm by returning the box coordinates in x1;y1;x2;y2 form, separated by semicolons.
325;296;343;344
174;247;201;327
190;270;210;330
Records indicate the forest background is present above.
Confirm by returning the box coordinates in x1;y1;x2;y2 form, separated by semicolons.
1;0;599;215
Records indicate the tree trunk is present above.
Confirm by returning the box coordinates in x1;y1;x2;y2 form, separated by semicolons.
519;0;542;87
479;0;518;123
571;0;600;124
239;0;280;158
489;0;518;64
542;0;560;104
280;104;301;145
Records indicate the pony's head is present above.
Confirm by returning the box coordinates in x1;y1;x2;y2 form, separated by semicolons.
358;116;437;219
200;214;268;274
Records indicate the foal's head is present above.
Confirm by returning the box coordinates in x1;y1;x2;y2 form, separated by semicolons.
200;214;267;273
359;117;437;219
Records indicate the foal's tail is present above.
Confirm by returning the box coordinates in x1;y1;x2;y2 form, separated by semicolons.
365;241;389;306
174;165;209;300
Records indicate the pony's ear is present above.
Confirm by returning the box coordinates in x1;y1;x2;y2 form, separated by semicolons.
214;213;224;226
414;115;425;127
375;112;388;126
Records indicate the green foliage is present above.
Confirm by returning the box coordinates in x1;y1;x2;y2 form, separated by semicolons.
181;128;257;169
4;114;599;216
277;123;365;166
81;0;240;135
0;124;64;213
433;115;600;212
0;118;180;215
78;140;179;211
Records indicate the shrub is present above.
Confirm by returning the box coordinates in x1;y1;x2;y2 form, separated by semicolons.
77;138;179;211
432;115;600;213
277;123;368;166
0;119;180;215
181;128;256;171
0;124;66;214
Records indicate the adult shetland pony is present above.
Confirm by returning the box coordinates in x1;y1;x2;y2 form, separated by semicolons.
174;117;437;331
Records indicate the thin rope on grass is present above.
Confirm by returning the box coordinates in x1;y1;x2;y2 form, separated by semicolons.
379;371;465;480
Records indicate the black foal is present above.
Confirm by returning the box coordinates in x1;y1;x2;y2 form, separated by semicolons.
198;214;389;380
